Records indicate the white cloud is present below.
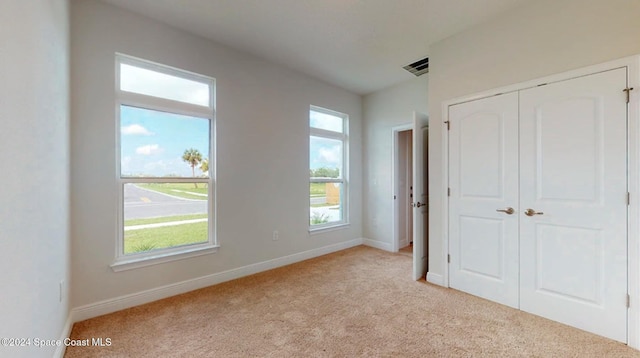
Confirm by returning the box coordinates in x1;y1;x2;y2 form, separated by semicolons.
136;144;163;155
318;146;341;165
122;124;153;136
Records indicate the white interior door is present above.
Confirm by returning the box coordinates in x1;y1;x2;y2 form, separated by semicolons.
519;68;628;342
448;92;520;308
412;111;428;281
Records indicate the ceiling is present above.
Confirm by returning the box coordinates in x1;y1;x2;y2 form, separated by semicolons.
100;0;531;95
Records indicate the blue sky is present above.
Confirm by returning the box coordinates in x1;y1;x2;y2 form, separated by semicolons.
120;105;210;177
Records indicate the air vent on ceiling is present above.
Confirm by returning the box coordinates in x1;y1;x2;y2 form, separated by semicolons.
403;57;429;77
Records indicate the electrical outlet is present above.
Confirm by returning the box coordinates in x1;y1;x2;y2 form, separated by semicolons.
59;280;64;302
272;230;279;241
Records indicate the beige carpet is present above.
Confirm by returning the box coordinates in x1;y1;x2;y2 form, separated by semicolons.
66;246;639;357
399;243;412;257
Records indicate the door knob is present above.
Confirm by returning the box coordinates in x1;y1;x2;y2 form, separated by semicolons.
496;207;515;215
524;208;543;216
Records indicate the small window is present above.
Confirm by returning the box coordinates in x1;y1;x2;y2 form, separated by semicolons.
310;109;344;133
309;106;348;229
119;62;211;107
114;54;216;270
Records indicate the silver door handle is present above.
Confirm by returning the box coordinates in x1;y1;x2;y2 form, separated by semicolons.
524;208;544;216
496;207;515;215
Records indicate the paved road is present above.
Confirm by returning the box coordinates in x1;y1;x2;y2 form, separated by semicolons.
310;196;326;205
124;184;207;220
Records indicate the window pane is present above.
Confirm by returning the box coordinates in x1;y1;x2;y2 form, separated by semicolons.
121;105;210;178
120;63;210;107
310;182;343;225
310;109;343;133
310;136;342;178
123;183;208;254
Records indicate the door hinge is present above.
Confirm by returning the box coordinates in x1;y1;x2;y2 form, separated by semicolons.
447;254;451;263
444;121;450;130
447;188;451;197
624;87;634;104
628;192;631;206
627;294;631;308
393;195;396;200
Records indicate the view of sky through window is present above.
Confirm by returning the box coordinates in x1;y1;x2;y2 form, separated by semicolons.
309;107;347;227
309;136;342;175
120;105;210;177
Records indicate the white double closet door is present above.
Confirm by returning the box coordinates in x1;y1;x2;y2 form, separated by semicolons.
448;68;628;342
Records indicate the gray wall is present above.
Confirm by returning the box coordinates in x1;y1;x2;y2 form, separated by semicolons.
0;1;70;357
363;77;428;249
70;0;363;308
428;0;640;277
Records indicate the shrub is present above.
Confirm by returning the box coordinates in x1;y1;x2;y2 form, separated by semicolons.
310;212;329;225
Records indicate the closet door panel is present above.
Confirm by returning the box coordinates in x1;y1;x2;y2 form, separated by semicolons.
519;68;628;342
448;92;519;308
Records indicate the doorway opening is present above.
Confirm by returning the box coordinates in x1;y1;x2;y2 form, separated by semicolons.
393;127;413;256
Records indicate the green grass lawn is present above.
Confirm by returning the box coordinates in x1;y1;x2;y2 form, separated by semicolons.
124;221;208;254
138;183;208;200
310;183;326;196
124;213;208;227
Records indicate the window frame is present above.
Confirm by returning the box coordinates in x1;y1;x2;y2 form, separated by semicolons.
112;54;217;272
309;105;349;232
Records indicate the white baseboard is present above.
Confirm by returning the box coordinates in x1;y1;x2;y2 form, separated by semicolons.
399;238;409;249
426;272;445;287
363;238;393;252
71;238;363;323
53;314;74;358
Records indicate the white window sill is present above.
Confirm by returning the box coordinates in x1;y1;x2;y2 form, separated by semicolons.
111;245;219;272
309;223;350;235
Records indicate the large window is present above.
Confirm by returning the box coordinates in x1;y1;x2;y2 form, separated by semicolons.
114;54;216;270
309;106;348;229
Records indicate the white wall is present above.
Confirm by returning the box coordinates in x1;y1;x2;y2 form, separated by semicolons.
363;77;428;249
0;1;70;357
428;0;640;277
70;0;362;309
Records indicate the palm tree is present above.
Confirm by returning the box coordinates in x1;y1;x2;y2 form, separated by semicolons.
182;148;202;187
200;158;209;175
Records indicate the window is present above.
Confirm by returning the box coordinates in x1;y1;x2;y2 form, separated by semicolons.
309;106;348;230
113;54;216;270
